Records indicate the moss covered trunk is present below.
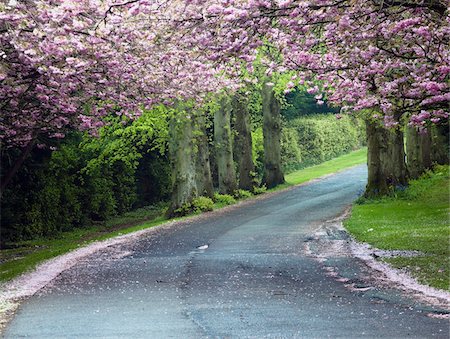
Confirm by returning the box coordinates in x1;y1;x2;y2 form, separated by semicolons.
262;82;284;189
232;93;255;191
406;126;432;179
215;96;237;194
194;113;214;198
167;112;198;217
365;120;408;197
430;124;449;165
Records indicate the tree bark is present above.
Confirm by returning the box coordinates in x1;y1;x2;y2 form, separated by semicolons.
262;82;284;189
167;111;198;217
406;126;432;179
194;113;214;198
430;124;449;165
214;96;237;195
365;120;408;197
232;93;255;191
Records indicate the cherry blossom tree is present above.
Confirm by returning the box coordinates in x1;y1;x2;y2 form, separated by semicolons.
167;0;449;195
1;0;448;197
0;0;233;194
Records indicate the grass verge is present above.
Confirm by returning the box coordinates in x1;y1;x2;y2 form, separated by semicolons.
344;165;449;290
283;147;367;187
0;148;367;283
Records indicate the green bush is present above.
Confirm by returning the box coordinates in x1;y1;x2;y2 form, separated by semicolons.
252;184;267;195
213;193;236;205
192;196;214;213
284;114;365;172
1;109;170;245
234;189;253;199
174;196;214;216
281;127;302;171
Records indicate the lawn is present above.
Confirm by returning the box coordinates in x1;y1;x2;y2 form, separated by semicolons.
0;148;367;283
344;165;449;290
284;148;367;186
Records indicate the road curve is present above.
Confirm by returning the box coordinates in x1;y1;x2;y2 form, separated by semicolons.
4;165;448;338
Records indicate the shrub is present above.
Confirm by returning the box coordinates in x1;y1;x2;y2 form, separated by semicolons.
252;184;267;195
192;196;214;213
234;189;253;199
281;127;302;172
213;193;236;205
284;114;365;172
174;196;214;216
0;108;170;244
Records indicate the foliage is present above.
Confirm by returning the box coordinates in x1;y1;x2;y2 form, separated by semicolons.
284;114;365;172
345;165;450;290
192;196;215;213
282;89;339;120
0;109;170;244
175;196;215;216
234;189;253;199
280;127;302;171
252;185;267;195
213;193;236;206
251;127;265;178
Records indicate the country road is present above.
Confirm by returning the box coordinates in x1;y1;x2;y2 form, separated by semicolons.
3;165;449;338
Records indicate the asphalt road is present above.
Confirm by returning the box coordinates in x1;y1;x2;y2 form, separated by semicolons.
4;166;449;338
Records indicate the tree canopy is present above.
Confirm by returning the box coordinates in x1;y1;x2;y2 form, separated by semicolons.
1;0;448;150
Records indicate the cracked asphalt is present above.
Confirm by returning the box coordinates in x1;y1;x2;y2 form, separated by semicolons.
4;165;449;338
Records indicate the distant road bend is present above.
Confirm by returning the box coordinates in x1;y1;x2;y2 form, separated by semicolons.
4;165;449;338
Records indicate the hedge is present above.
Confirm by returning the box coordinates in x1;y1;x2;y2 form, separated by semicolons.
282;114;365;172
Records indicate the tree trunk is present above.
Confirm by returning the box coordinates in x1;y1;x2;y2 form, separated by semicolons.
262;82;284;189
365;120;408;197
194;113;214;198
406;126;432;179
232;93;255;191
167;111;198;217
430;124;449;165
214;96;237;195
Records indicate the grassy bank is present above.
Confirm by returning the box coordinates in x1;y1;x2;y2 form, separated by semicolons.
344;165;449;290
285;147;367;186
0;148;367;283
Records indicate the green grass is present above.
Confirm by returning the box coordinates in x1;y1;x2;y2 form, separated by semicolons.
344;165;450;290
283;147;367;187
0;148;367;283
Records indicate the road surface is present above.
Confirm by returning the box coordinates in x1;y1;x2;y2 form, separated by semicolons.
4;166;449;338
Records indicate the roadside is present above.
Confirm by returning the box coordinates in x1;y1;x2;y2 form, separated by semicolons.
344;165;449;291
305;207;450;315
0;148;367;284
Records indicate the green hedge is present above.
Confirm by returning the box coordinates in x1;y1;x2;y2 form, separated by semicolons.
282;114;365;172
1;110;170;244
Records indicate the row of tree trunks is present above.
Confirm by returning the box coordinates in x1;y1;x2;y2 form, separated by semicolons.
261;82;285;189
405;124;449;179
406;126;432;179
167;83;290;214
365;118;449;197
364;120;408;197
